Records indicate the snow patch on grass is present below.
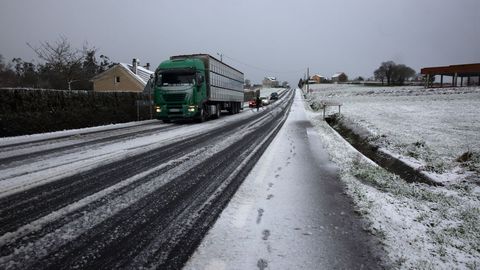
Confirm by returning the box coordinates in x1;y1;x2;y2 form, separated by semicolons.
304;90;480;269
307;84;480;186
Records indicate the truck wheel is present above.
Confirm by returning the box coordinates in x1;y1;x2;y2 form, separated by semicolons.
229;102;235;115
198;107;207;122
234;102;239;114
214;104;221;119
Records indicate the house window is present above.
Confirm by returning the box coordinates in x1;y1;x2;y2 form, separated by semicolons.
115;76;120;83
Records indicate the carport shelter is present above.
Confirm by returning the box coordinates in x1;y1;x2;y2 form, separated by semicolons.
421;63;480;88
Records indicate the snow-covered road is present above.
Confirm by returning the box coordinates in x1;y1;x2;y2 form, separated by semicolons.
185;90;383;269
0;90;294;269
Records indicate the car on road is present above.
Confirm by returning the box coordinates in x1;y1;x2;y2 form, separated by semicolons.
260;97;270;106
249;99;258;108
270;92;279;100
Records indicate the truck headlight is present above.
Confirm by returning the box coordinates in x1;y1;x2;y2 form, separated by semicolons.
188;106;197;112
155;106;161;113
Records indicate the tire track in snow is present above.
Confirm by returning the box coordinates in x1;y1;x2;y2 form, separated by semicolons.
0;108;278;236
0;90;294;269
0;123;176;165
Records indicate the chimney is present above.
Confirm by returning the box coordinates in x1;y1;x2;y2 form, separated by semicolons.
145;63;150;70
132;58;139;74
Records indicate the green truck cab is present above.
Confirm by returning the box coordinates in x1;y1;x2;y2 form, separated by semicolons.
153;54;244;123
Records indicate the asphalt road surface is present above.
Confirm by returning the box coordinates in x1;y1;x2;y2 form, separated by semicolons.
0;91;293;269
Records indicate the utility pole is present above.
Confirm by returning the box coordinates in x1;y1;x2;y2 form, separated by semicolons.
306;67;310;93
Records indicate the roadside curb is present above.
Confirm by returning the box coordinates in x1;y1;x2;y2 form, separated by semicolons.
325;115;442;186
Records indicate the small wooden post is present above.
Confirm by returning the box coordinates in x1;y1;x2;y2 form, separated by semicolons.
338;105;341;114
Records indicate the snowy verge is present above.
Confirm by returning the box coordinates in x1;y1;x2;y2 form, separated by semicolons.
325;115;443;186
304;84;480;187
303;91;480;269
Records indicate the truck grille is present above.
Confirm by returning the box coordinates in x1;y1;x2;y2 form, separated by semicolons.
163;93;186;103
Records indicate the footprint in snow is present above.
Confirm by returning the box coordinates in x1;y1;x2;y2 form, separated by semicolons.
257;259;268;270
262;229;270;240
256;208;264;224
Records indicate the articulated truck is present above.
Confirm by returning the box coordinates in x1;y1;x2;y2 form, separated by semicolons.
153;54;244;122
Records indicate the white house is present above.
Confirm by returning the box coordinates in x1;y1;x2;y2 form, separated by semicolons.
262;76;279;87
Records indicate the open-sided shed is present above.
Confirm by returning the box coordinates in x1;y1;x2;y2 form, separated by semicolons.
421;63;480;88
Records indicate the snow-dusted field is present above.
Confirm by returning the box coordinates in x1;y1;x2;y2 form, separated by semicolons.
304;84;480;269
307;84;480;186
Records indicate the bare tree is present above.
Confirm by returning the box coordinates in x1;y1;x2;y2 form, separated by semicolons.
374;61;415;85
374;65;386;85
28;36;94;89
12;58;38;87
0;54;17;87
244;79;251;89
0;54;6;72
381;61;396;85
392;64;415;84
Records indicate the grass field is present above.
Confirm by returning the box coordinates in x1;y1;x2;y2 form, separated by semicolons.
307;84;480;185
304;85;480;269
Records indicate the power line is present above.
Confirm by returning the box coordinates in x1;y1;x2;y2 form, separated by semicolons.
222;54;305;74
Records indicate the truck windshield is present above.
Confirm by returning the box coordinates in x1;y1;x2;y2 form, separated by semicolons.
156;72;195;86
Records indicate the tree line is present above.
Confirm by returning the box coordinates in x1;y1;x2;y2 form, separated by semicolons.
0;36;115;90
298;60;417;89
373;61;416;85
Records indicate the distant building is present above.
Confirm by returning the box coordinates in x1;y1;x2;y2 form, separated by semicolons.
92;58;154;92
311;74;326;84
421;63;480;88
332;72;348;83
262;76;279;87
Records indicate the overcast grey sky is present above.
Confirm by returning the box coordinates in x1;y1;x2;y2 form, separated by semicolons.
1;0;479;85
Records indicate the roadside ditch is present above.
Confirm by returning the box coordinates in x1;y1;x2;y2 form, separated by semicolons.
324;114;441;186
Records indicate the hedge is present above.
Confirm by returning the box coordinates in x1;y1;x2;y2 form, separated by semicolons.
0;88;153;137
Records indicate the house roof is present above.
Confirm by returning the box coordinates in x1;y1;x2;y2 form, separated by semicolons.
264;76;277;81
119;63;154;85
332;72;345;78
91;63;154;86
